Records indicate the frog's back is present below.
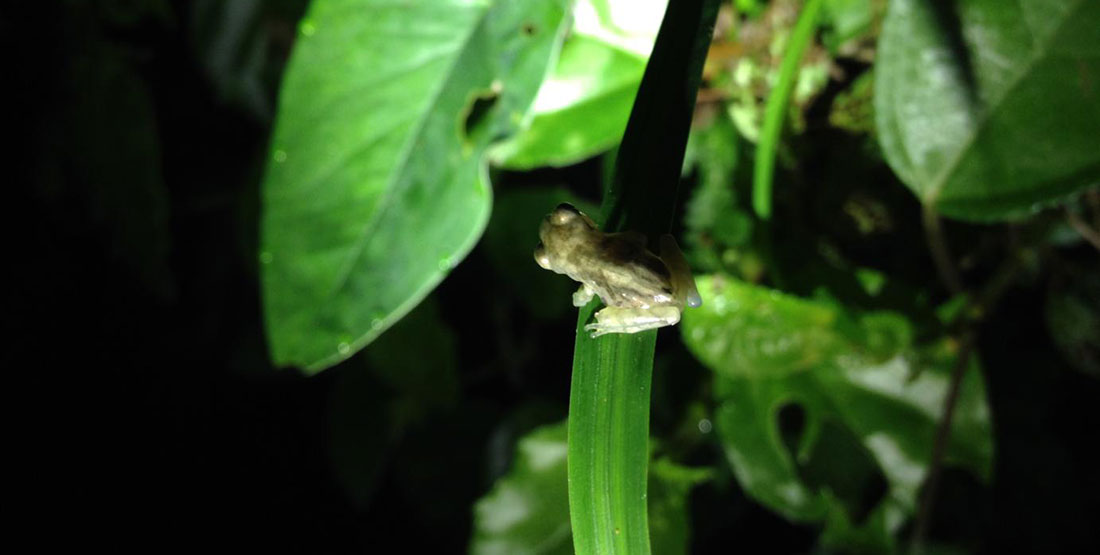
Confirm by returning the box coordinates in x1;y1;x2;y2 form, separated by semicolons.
584;237;673;308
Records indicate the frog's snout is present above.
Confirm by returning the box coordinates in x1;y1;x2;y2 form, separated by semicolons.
534;242;551;269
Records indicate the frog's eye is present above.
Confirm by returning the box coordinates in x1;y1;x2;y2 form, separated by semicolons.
550;203;581;225
534;243;551;269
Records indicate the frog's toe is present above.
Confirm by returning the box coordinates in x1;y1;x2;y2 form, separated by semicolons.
583;322;610;338
584;321;623;338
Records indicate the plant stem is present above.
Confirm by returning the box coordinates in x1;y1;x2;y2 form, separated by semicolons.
910;333;975;551
1065;207;1100;251
923;204;964;295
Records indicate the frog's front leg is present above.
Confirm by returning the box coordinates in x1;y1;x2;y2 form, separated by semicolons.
584;306;681;337
572;283;596;307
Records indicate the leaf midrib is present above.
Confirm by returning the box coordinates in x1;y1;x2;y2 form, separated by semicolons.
327;4;492;298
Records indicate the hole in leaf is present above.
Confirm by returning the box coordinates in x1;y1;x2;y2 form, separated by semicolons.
777;402;806;458
797;420;888;525
460;88;500;146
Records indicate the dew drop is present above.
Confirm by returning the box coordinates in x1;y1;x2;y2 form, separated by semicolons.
370;318;383;330
438;256;453;271
300;20;316;37
337;342;350;355
259;251;273;264
273;149;287;163
698;418;713;434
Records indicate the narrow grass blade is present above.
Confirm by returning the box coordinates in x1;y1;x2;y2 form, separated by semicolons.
567;1;720;554
751;0;823;220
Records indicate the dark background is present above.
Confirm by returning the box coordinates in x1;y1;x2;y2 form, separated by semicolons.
10;1;1099;552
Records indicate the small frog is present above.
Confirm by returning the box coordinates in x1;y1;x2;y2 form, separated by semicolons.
534;203;702;337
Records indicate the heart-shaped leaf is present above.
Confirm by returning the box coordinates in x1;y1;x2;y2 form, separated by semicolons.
875;0;1100;221
682;275;992;547
261;0;571;371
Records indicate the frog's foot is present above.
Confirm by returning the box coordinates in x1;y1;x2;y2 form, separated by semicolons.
572;283;596;308
585;306;681;337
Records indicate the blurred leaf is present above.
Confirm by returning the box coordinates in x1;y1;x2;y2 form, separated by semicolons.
390;401;500;543
681;276;851;379
471;422;573;555
821;0;874;51
191;0;273;121
489;39;643;169
721;0;833;146
683;114;754;275
46;6;174;299
365;297;459;416
829;70;875;135
328;297;460;507
481;188;597;319
875;0;1100;221
647;458;712;555
490;0;667;169
1046;263;1100;378
470;422;709;555
682;275;993;548
260;0;572;371
327;365;391;508
752;0;824;219
734;0;765;18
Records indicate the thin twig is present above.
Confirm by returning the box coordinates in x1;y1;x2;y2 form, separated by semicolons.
910;333;975;552
923;205;964;295
1065;207;1100;251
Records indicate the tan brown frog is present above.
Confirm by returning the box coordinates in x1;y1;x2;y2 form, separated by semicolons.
534;203;701;337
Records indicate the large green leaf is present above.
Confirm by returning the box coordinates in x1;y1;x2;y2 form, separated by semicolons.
469;421;709;555
875;0;1100;221
682;275;992;549
489;0;667;169
260;0;571;371
327;297;459;506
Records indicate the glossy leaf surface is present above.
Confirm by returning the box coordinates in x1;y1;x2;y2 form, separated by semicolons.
875;0;1100;221
469;421;708;555
490;0;666;169
682;275;992;547
260;0;571;371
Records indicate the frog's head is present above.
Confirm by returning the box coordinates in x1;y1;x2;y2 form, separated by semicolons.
535;203;598;271
543;203;597;231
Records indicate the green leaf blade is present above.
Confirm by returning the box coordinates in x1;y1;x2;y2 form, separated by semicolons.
471;421;708;554
752;0;824;220
261;0;571;371
490;35;648;169
569;321;657;555
875;0;1100;221
681;275;994;548
565;0;720;553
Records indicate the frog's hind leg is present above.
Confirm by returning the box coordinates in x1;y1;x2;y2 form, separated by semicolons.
584;306;680;337
660;235;702;308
